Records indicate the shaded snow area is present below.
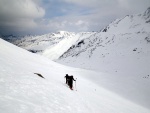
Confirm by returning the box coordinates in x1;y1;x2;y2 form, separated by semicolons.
0;38;150;113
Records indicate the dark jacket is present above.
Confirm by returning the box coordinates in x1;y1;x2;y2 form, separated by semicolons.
65;74;69;84
68;76;76;89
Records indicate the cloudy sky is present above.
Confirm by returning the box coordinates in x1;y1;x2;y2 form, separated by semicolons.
0;0;150;35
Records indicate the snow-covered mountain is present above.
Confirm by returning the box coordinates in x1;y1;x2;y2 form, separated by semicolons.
42;32;95;60
2;30;98;60
4;8;150;64
2;31;76;54
56;7;150;75
0;37;150;113
2;7;150;77
1;7;150;113
2;7;150;76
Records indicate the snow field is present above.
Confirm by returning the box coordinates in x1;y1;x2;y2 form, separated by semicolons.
1;38;150;113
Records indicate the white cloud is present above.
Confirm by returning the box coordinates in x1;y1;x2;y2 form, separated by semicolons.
63;0;99;7
63;0;150;14
0;0;45;35
37;15;90;33
0;0;150;35
63;0;119;8
60;0;150;32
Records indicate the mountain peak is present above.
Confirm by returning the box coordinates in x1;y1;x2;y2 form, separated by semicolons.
57;31;67;34
57;31;74;35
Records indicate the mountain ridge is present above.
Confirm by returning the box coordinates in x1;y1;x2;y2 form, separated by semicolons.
56;7;150;74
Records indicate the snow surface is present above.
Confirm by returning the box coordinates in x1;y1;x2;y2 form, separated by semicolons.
0;38;150;113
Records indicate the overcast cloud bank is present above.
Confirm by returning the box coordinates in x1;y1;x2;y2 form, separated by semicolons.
0;0;150;35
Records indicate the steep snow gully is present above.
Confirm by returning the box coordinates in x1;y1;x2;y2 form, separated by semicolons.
0;38;150;113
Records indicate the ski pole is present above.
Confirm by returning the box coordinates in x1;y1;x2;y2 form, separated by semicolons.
75;78;77;91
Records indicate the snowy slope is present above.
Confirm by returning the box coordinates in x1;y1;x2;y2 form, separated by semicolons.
0;38;150;113
57;7;150;74
55;8;150;108
42;32;95;60
101;8;150;34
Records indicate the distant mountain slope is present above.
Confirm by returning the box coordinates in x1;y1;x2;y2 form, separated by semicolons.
2;31;76;54
2;31;96;60
101;7;150;34
57;7;150;75
42;32;95;60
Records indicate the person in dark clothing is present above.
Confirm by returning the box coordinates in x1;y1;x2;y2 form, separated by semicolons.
64;74;69;85
68;76;76;90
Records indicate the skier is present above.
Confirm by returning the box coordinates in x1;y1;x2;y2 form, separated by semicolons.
64;74;69;85
68;75;76;90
